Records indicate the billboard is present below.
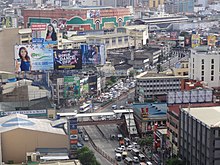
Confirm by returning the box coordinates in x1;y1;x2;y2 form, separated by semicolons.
14;44;54;72
207;35;216;47
184;35;191;47
87;10;100;18
31;23;58;45
68;118;78;151
81;77;89;95
54;49;82;70
191;34;200;48
64;76;80;98
81;44;106;65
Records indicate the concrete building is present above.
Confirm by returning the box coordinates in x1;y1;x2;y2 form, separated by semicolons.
164;0;194;13
172;60;189;76
180;106;220;165
133;103;167;137
148;0;165;9
135;71;188;101
0;114;69;163
190;48;220;88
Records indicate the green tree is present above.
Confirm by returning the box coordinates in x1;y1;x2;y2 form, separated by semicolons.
77;146;101;165
129;70;136;77
110;76;117;83
137;135;154;150
166;157;185;165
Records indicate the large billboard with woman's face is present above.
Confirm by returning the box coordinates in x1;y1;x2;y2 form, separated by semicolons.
54;49;82;70
81;44;106;65
14;44;54;72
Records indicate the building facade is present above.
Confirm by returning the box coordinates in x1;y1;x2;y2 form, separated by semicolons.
165;0;194;13
190;48;220;88
180;106;220;165
22;6;132;31
135;71;187;101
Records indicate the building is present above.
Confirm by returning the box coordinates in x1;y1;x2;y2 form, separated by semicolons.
0;28;20;72
148;0;165;9
190;47;220;88
114;63;133;77
172;60;189;76
77;0;101;6
135;71;188;101
132;103;167;137
164;0;194;13
22;6;132;31
0;114;69;163
180;106;220;165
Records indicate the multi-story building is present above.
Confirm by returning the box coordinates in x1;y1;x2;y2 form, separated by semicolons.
180;106;220;165
135;71;188;101
22;6;132;31
165;0;194;13
148;0;165;9
190;48;220;88
172;60;189;76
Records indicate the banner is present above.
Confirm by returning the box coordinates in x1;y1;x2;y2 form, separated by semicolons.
184;35;191;47
14;44;54;72
81;44;105;65
191;34;200;48
31;23;58;45
207;35;216;47
54;49;82;70
64;76;80;98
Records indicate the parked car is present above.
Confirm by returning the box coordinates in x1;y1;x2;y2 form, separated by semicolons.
133;156;140;163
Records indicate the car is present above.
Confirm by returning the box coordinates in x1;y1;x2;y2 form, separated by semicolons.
115;147;123;153
127;145;134;151
120;145;126;150
112;105;117;109
83;135;89;141
120;105;125;109
133;156;140;163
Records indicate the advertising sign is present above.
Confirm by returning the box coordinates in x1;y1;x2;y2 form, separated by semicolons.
81;44;105;65
191;34;200;48
184;35;191;47
81;77;89;95
170;31;178;39
14;44;54;72
0;109;47;117
54;49;82;70
207;35;216;47
87;10;100;19
31;23;58;45
0;16;12;28
64;76;80;98
68;117;78;150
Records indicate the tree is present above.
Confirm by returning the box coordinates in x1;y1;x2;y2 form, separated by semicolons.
166;157;185;165
137;135;154;151
77;146;101;165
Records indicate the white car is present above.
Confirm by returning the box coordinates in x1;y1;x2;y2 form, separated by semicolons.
127;145;134;151
133;156;140;163
115;147;123;153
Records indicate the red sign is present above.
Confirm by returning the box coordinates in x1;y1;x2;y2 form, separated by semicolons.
31;24;47;31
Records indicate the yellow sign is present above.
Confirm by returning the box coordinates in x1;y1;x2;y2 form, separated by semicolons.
191;34;200;48
208;35;216;47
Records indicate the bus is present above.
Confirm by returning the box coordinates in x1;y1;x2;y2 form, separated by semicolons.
79;103;91;113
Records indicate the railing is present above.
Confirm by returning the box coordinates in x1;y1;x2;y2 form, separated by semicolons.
83;128;118;165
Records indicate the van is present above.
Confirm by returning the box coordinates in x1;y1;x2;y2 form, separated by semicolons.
124;157;133;165
138;153;146;162
115;153;122;161
131;148;140;156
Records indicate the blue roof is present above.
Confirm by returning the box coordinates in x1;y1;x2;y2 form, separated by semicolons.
1;117;35;127
132;103;167;118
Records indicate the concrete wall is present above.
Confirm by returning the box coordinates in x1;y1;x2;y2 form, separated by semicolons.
0;28;20;72
2;128;69;163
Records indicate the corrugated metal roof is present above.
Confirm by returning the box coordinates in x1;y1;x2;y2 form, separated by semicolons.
0;114;66;135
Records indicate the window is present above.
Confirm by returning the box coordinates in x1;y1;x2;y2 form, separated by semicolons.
124;36;128;42
211;59;214;64
211;76;214;81
201;71;204;75
201;59;204;64
105;39;109;44
211;70;214;75
201;77;204;81
201;65;204;70
112;37;116;44
118;37;122;44
211;65;214;69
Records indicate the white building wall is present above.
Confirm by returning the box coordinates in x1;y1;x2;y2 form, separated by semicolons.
190;50;220;87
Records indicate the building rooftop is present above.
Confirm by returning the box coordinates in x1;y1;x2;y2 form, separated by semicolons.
138;71;188;79
87;33;128;39
0;114;66;135
133;103;167;119
182;106;220;127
